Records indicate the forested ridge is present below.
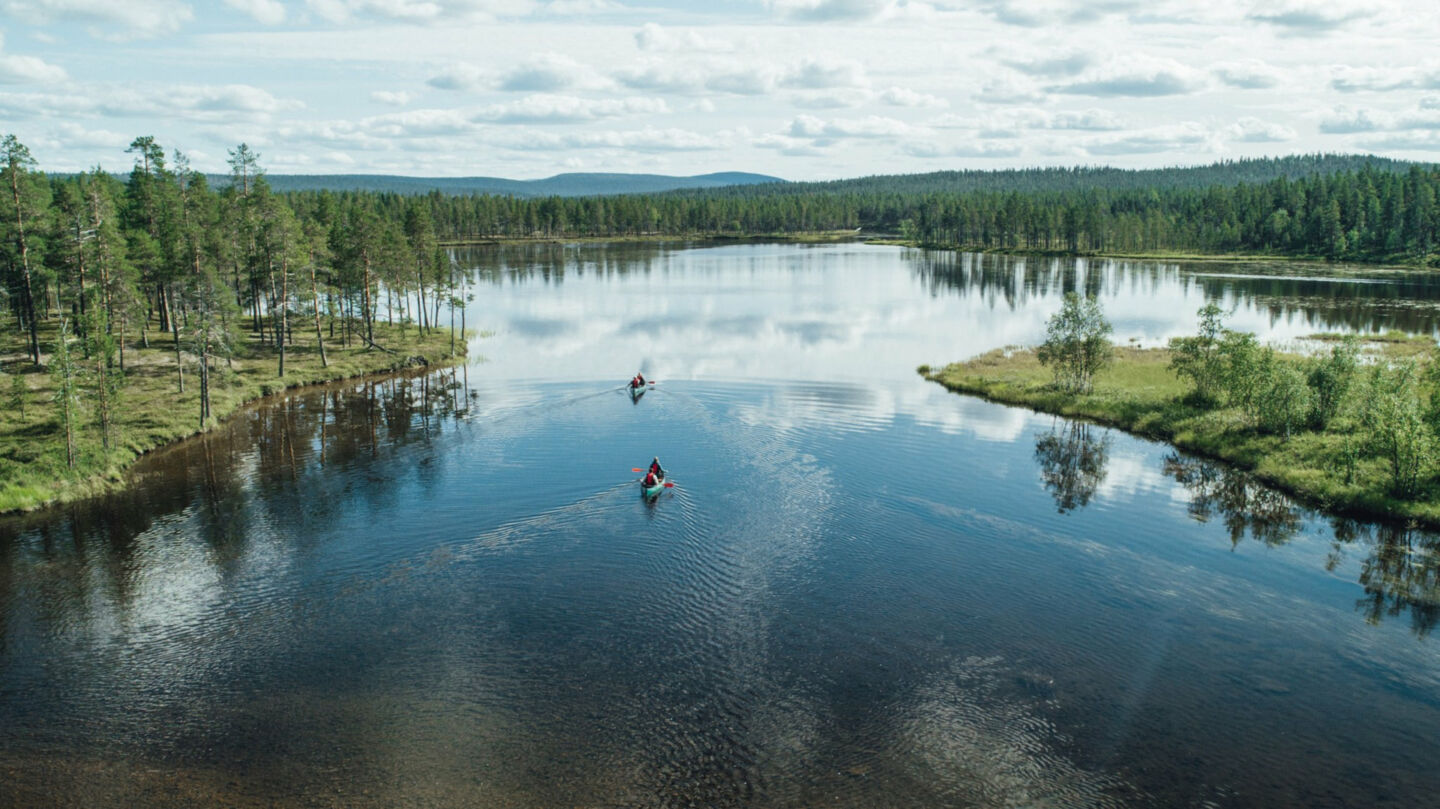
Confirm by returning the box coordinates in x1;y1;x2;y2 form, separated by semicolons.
675;154;1418;198
323;157;1438;264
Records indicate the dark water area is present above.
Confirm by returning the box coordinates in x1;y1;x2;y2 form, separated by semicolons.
3;243;1440;808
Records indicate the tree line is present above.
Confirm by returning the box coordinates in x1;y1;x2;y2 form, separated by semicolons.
1;133;467;458
265;160;1439;265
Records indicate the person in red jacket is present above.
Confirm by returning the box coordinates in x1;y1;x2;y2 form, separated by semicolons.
643;469;659;488
649;457;663;477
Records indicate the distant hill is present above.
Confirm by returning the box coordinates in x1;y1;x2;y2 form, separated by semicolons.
251;171;784;197
671;155;1427;199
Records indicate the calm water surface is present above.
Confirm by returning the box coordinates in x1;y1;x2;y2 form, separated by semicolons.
4;243;1440;808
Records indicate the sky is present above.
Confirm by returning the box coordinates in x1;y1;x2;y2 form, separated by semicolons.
1;0;1439;180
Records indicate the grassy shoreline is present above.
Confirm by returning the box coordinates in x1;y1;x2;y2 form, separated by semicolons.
921;343;1440;528
1;320;467;515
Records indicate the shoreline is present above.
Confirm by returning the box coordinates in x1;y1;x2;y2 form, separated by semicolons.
440;234;1435;271
871;240;1433;270
921;345;1440;530
438;231;866;247
0;323;468;517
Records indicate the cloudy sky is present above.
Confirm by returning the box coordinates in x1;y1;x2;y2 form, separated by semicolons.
1;0;1438;179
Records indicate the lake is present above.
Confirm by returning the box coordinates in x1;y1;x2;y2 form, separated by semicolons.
3;242;1439;808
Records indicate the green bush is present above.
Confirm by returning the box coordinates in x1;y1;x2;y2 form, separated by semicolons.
1256;359;1312;437
1218;329;1265;417
1362;361;1434;498
1036;292;1113;394
1308;335;1360;429
1169;302;1227;406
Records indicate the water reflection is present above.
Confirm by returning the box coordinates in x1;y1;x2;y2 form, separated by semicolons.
1161;452;1303;547
1156;452;1440;638
1033;420;1111;513
910;250;1440;336
1330;520;1440;637
0;367;471;648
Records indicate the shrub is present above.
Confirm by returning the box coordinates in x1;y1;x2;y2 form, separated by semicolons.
1255;359;1312;437
1308;335;1360;429
1036;292;1113;394
1218;329;1265;417
1169;302;1227;406
1361;361;1434;498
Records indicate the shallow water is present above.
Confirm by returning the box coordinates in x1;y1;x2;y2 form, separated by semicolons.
3;243;1440;808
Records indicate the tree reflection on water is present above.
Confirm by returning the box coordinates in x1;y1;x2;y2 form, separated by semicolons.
1330;519;1440;638
1162;451;1440;638
1033;420;1111;513
1161;452;1303;548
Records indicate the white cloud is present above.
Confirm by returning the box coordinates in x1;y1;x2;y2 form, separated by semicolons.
1003;51;1092;78
1354;132;1440;152
302;0;538;23
634;23;732;53
1319;104;1440;134
707;65;780;95
980;0;1151;27
618;57;866;97
779;57;869;90
791;89;870;108
1247;0;1375;35
370;90;413;105
472;94;668;124
614;60;705;93
975;77;1046;104
46;121;130;149
364;108;475;136
1318;107;1384;134
224;0;285;24
880;86;947;108
788;113;922;139
1;0;194;38
1085;121;1214;155
497;53;600;92
1052;55;1207;97
768;0;900;22
901;140;1023;158
0;89;96;119
1330;64;1440;93
0;33;67;83
1213;59;1282;90
496;126;732;152
28;83;308;123
754;133;826;156
934;107;1125;134
427;62;487;91
1226;117;1295;142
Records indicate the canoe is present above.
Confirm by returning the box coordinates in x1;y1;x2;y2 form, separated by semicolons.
641;470;666;497
629;383;647;400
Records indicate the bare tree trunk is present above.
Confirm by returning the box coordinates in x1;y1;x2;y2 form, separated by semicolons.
278;252;289;377
9;166;39;364
309;256;327;368
361;249;374;343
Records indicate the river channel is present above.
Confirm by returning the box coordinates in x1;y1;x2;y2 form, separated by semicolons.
3;242;1440;808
